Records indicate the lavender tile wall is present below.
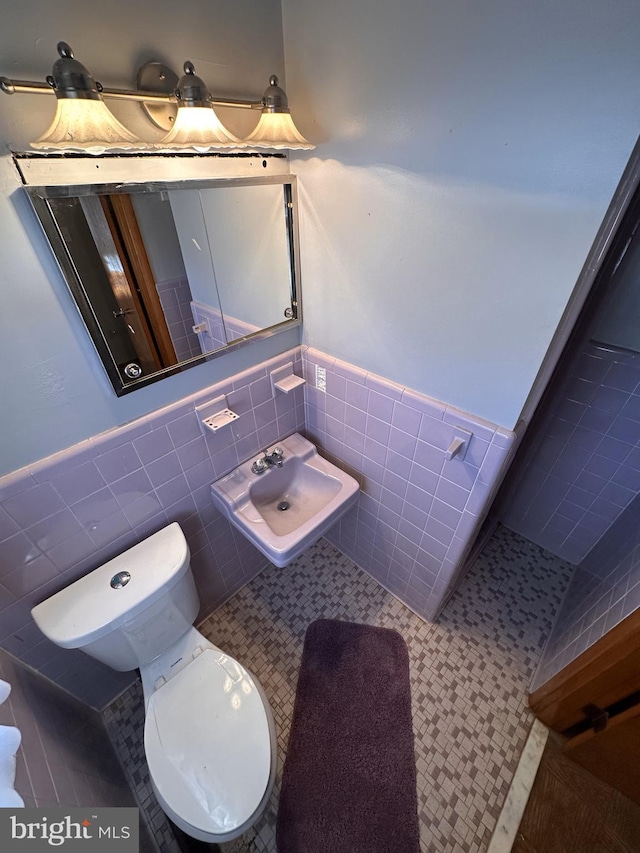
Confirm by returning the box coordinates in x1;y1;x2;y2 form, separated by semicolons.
0;649;140;814
191;300;226;352
224;314;262;343
503;342;640;565
532;490;640;690
0;340;514;708
155;277;202;362
301;347;516;621
191;299;261;352
0;348;305;708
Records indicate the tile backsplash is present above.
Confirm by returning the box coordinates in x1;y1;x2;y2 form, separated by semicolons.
191;299;261;352
301;348;516;620
532;489;640;691
0;348;305;708
156;276;202;362
503;342;640;564
0;343;515;708
0;649;138;813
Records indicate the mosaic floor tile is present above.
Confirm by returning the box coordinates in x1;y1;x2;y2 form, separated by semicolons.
105;525;572;853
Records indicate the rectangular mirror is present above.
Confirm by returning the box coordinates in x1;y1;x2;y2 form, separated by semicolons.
26;174;301;395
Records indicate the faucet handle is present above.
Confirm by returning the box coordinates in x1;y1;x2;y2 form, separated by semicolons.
270;446;284;459
251;457;267;475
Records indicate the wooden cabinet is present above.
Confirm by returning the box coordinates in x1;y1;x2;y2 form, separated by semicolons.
529;608;640;804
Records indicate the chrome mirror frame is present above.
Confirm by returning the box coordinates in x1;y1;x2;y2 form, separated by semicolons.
25;173;302;396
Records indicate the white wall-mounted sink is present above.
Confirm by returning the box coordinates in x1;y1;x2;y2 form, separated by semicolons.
210;433;359;567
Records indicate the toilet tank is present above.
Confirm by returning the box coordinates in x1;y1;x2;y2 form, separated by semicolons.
31;523;200;671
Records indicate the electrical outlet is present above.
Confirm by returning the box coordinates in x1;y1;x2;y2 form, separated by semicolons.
316;365;327;392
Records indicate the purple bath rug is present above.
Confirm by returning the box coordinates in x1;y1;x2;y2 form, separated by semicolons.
276;619;420;853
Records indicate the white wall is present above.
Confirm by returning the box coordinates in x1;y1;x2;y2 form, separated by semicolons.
199;184;291;329
131;193;186;283
169;189;223;308
169;184;290;330
3;1;640;476
281;0;640;429
0;0;295;476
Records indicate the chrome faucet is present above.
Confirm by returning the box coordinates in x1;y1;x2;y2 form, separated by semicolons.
251;446;284;475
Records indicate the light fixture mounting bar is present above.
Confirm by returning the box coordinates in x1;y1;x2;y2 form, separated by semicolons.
209;98;262;110
0;76;260;108
98;87;174;103
0;78;53;96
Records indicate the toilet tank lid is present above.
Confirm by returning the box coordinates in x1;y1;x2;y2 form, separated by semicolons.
31;523;191;650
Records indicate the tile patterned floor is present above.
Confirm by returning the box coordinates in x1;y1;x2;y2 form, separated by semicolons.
104;525;572;853
104;683;178;853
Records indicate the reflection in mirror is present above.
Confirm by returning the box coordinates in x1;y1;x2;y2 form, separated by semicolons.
131;189;225;363
27;175;300;394
199;185;291;341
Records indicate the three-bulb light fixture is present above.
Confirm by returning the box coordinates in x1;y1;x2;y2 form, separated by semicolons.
0;42;314;154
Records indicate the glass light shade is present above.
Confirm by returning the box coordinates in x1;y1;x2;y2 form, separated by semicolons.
158;105;244;150
244;111;314;150
32;97;144;154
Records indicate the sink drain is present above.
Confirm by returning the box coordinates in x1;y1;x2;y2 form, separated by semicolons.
277;500;291;511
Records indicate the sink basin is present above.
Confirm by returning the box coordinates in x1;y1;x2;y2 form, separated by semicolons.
210;433;359;567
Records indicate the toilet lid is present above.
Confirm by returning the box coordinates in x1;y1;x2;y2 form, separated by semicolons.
144;649;272;836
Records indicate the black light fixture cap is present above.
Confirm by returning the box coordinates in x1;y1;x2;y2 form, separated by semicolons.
47;42;102;100
174;61;211;108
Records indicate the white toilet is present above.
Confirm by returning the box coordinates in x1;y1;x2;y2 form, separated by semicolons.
31;522;276;844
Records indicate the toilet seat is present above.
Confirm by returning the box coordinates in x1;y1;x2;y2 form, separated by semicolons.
144;648;273;840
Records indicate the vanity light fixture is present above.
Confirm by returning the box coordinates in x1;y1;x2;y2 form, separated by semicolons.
157;61;244;150
26;42;145;154
0;41;314;153
244;76;314;150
